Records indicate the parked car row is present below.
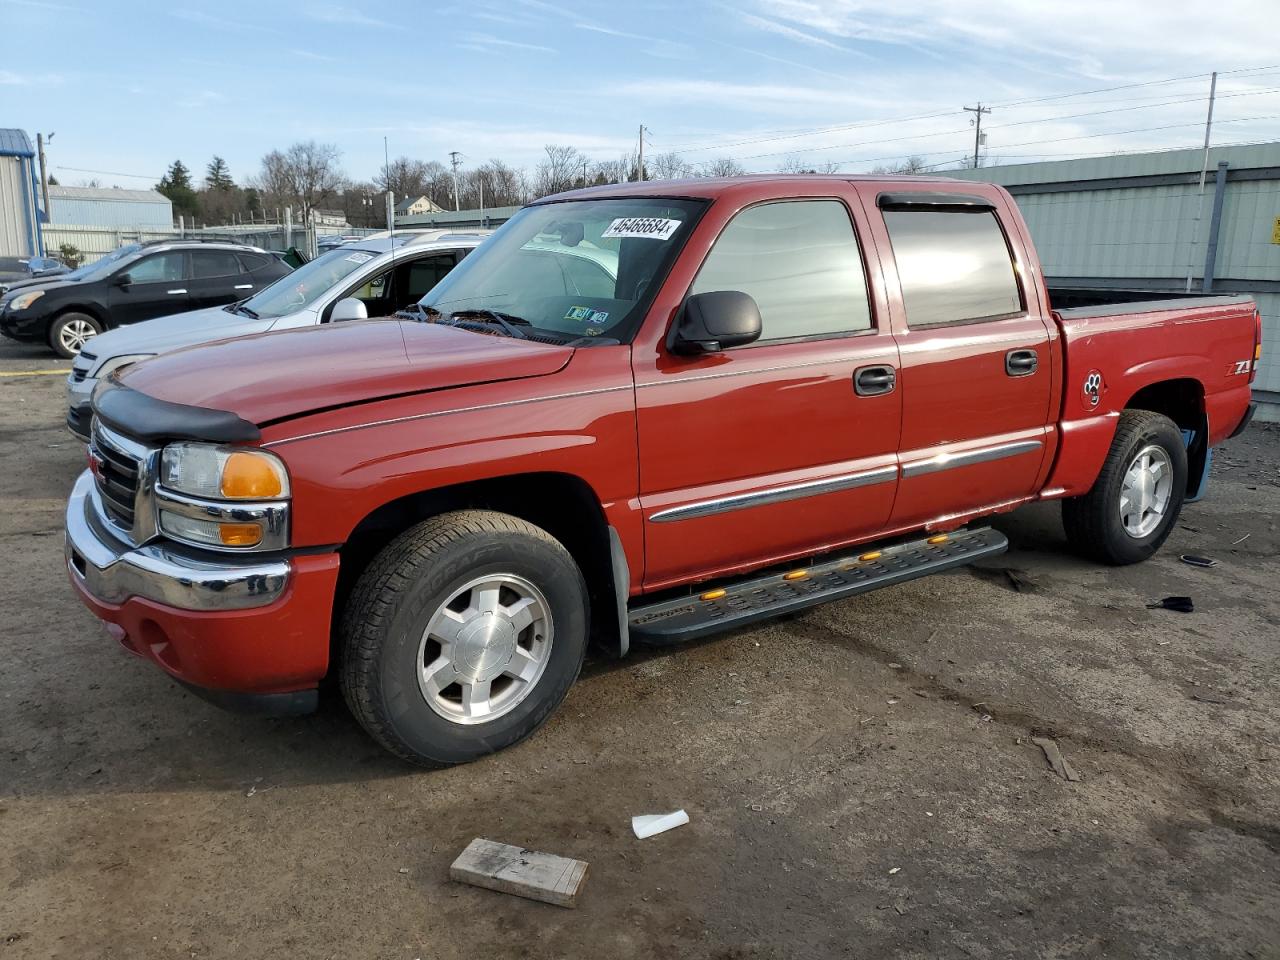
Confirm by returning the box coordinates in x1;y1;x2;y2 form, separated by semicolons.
0;239;293;357
65;231;488;439
61;176;1260;768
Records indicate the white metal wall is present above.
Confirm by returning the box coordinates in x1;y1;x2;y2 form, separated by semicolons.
0;156;36;257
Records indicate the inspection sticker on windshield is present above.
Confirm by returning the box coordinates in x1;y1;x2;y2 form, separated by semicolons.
565;305;610;324
602;217;682;241
344;251;374;264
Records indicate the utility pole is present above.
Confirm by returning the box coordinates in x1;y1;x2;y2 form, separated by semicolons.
36;132;53;215
962;104;990;169
1185;71;1219;293
637;125;648;182
582;160;588;187
448;151;462;211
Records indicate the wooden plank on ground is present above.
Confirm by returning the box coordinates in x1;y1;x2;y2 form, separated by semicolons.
1031;736;1082;782
449;838;589;908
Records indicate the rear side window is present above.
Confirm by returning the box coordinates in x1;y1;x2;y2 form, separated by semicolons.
691;199;872;341
237;252;272;272
405;255;456;301
883;210;1022;326
191;251;244;279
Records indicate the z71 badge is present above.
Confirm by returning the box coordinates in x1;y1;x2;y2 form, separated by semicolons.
1229;359;1254;376
1082;370;1103;409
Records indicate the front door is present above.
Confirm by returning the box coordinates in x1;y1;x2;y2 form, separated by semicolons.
860;187;1054;529
636;194;902;590
107;251;188;325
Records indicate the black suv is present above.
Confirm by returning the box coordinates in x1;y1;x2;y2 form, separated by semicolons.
0;239;291;358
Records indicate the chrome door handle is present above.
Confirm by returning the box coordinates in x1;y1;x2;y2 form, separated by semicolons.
166;288;187;295
234;284;253;290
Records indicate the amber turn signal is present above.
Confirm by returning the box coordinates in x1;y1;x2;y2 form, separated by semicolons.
219;522;264;547
221;451;285;499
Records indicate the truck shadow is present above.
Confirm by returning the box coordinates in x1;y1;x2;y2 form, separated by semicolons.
6;501;1082;801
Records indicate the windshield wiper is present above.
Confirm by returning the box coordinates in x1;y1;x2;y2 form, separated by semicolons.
443;308;531;340
235;304;260;319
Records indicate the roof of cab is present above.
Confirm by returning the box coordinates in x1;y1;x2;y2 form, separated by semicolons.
535;173;974;205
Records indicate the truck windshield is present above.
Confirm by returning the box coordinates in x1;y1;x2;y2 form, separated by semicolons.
240;247;381;319
420;198;706;342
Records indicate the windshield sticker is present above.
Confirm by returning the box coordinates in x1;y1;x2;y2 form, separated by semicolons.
602;217;682;241
565;305;611;324
344;252;374;264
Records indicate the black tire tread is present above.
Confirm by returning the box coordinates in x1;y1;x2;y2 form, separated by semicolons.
1062;409;1183;565
339;510;575;767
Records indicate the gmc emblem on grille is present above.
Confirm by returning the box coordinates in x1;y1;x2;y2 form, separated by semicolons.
88;449;105;483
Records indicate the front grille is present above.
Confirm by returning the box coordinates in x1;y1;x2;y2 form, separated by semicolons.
91;426;142;531
71;350;95;382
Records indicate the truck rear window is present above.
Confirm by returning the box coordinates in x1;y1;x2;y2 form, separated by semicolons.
883;209;1022;326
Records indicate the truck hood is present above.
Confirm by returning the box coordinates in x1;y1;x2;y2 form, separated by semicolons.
115;320;574;427
85;306;274;367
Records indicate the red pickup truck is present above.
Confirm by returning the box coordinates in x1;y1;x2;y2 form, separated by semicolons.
65;176;1261;766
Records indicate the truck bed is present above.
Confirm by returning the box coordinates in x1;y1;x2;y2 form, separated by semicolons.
1047;285;1254;317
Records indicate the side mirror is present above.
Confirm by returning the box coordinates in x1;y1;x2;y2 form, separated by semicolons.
112;273;132;287
330;297;368;322
670;291;763;355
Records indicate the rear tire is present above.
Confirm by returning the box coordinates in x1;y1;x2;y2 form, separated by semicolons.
48;312;102;359
1062;410;1187;565
339;510;589;767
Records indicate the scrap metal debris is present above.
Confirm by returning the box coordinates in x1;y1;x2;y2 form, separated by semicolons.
1031;736;1082;782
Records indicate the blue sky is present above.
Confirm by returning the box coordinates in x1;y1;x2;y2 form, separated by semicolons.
2;0;1276;190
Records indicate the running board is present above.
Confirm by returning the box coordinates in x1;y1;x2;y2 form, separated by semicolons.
628;527;1008;645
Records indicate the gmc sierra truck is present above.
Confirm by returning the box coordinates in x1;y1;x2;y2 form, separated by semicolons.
65;175;1261;767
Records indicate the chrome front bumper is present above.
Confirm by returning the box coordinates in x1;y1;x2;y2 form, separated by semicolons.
65;471;290;611
65;373;95;441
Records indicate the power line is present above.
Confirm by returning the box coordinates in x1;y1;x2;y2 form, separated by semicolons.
56;165;163;180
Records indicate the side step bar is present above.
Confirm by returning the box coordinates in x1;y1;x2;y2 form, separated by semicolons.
629;527;1008;645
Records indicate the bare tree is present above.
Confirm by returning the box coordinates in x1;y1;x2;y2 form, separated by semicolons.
375;156;432;201
776;156;840;174
258;141;345;221
869;155;930;175
533;144;588;198
702;157;746;178
458;159;526;208
591;154;635;186
648;151;694;180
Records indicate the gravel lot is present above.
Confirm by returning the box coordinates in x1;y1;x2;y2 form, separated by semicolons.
2;339;1278;960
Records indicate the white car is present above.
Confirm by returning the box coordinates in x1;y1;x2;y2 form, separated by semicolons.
66;232;489;440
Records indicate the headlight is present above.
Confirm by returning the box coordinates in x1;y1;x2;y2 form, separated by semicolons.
161;443;290;500
10;290;45;311
95;353;155;379
157;444;290;550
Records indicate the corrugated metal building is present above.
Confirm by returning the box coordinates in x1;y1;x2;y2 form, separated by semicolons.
0;128;42;257
398;204;520;229
47;185;174;229
950;143;1280;417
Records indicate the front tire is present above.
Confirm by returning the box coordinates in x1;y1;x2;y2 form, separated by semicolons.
339;511;589;767
48;311;103;359
1062;410;1187;565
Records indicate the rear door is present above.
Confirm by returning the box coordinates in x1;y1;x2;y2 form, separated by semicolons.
860;188;1054;528
188;249;255;311
635;193;902;589
105;250;188;325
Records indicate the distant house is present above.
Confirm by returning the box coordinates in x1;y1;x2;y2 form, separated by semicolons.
47;185;174;229
310;208;351;228
394;195;446;218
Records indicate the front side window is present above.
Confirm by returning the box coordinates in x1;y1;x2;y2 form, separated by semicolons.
883;210;1022;327
690;199;872;341
125;252;184;283
421;197;705;342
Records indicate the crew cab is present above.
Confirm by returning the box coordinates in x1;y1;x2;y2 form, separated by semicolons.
65;176;1261;767
0;239;290;358
64;232;488;442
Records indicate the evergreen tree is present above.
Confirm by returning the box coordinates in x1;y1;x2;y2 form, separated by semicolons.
157;159;199;220
205;156;234;191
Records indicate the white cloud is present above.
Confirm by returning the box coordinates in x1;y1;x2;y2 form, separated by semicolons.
0;69;64;85
461;32;556;54
304;4;392;28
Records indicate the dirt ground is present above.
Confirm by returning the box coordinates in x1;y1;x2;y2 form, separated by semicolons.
1;339;1277;960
